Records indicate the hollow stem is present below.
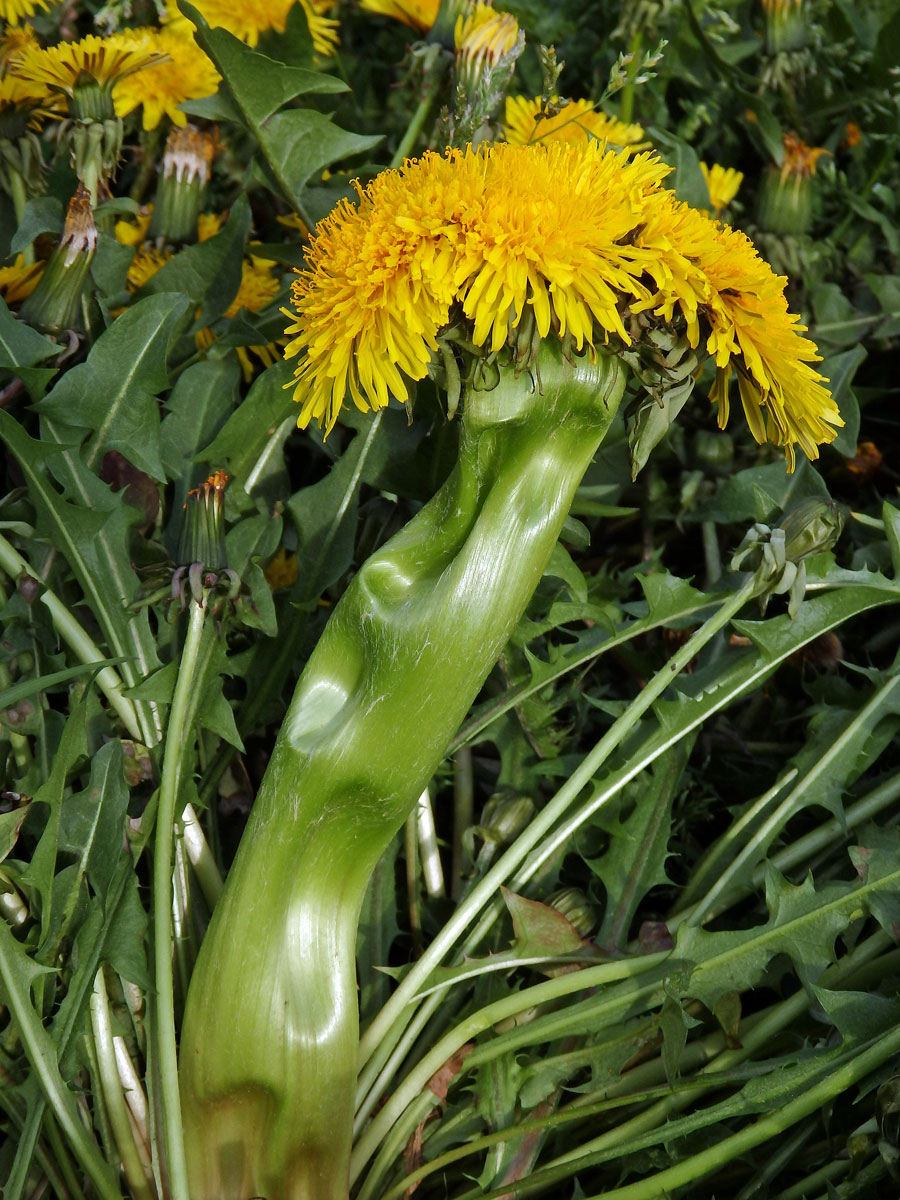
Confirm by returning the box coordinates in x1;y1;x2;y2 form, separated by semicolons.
153;598;207;1200
180;343;626;1200
89;968;156;1200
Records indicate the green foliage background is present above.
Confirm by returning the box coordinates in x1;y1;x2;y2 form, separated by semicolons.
2;0;900;1197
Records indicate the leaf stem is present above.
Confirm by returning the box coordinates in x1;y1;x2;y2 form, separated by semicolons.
8;169;34;265
350;953;670;1184
0;532;141;739
358;575;758;1068
390;44;444;168
579;1023;900;1200
0;922;123;1200
152;597;207;1200
89;968;156;1200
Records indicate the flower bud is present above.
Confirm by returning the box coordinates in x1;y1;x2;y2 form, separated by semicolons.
149;125;216;244
756;132;829;237
779;497;844;561
694;429;734;471
546;887;598;937
19;183;97;335
479;791;535;846
762;0;808;54
178;470;230;571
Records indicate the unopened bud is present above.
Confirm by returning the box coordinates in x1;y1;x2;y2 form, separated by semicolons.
479;792;535;846
178;470;229;570
149;125;216;244
779;497;844;561
546;887;598;937
19;183;97;334
756;132;829;237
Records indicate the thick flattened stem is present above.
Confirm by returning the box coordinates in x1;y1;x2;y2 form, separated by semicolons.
180;343;625;1200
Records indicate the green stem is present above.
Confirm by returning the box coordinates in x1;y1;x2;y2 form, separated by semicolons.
579;1024;900;1200
390;43;445;168
180;343;626;1200
153;598;207;1200
351;952;670;1189
451;747;473;899
8;168;34;266
89;968;155;1200
0;532;141;739
619;31;643;126
0;922;122;1200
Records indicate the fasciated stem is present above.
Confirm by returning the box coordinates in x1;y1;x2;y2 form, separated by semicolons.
180;343;626;1200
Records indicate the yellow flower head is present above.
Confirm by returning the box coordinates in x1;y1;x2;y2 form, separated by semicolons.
172;0;337;50
504;95;646;150
114;25;220;129
454;4;520;82
0;66;58;123
629;189;838;468
115;207;153;247
197;210;225;241
780;130;830;180
299;0;341;58
0;0;55;27
126;245;173;290
0;252;44;303
0;22;36;67
358;0;439;32
701;162;743;216
9;32;166;99
284;142;840;466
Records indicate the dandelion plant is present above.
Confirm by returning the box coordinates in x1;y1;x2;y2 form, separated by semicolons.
181;138;842;1198
3;3;900;1200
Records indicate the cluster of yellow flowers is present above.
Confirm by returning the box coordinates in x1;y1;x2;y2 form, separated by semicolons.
0;0;339;132
1;0;839;471
285;140;840;467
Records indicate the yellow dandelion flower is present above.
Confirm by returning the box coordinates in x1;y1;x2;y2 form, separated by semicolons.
172;0;330;48
9;32;166;99
455;4;520;73
197;258;283;380
629;189;840;467
701;162;743;216
197;210;225;241
358;0;439;33
0;0;55;27
0;252;44;303
264;546;300;590
299;0;340;58
285;149;487;431
114;25;220;129
126;246;173;290
0;23;37;68
285;141;840;467
225;257;281;317
0;67;61;123
503;95;647;151
115;207;153;247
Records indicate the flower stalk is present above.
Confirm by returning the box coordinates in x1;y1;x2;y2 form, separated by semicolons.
153;595;209;1200
180;340;626;1199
